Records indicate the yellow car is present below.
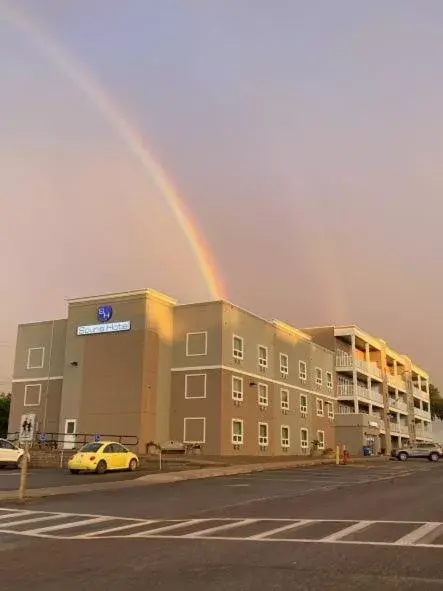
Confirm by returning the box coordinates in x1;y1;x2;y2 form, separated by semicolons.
68;441;139;474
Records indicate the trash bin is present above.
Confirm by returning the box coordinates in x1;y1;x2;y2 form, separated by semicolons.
362;446;371;456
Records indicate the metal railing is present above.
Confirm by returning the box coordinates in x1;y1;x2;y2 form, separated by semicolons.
413;386;429;401
7;431;139;450
335;354;382;379
387;373;407;391
414;408;431;420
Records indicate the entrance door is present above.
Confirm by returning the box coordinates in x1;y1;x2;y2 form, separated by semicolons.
63;419;77;450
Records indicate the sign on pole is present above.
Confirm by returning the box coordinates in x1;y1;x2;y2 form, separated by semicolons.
94;434;101;442
19;414;36;443
39;433;47;442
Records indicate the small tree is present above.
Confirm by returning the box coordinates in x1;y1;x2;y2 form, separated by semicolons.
429;384;443;421
0;393;11;438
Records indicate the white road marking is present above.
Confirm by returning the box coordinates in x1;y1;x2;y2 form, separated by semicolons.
248;519;312;540
22;516;111;535
183;518;258;538
394;522;442;545
131;519;206;537
0;514;68;528
80;519;156;538
321;521;372;542
0;511;30;521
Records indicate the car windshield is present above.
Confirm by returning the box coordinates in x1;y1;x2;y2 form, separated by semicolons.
79;443;103;453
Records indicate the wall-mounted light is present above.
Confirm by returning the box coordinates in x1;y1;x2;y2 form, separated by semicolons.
249;381;257;387
70;361;78;367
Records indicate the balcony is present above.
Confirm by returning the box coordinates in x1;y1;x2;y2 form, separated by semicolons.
389;422;400;434
400;425;410;436
337;384;384;405
335;354;382;379
413;387;429;401
389;399;408;413
387;373;407;391
414;407;431;420
415;425;433;439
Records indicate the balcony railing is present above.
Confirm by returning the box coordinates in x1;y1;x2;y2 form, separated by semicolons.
389;399;408;413
389;422;400;434
414;407;431;420
387;373;407;391
337;384;384;405
400;425;410;436
415;425;433;439
413;387;429;401
335;354;382;379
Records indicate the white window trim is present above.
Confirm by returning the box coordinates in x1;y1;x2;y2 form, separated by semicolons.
232;375;244;401
258;422;269;447
300;428;309;449
257;345;268;368
233;335;244;360
327;402;335;419
184;373;207;399
317;430;325;450
185;332;208;357
183;417;206;444
315;367;323;386
299;360;307;381
280;388;290;410
280;353;289;375
316;397;324;417
231;419;244;445
64;418;77;435
326;371;333;390
26;347;45;370
281;425;290;448
258;383;269;406
300;394;308;414
24;383;42;407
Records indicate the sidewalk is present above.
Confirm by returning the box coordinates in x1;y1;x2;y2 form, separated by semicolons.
0;456;388;502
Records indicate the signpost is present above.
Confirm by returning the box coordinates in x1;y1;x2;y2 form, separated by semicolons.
94;434;101;442
18;413;35;501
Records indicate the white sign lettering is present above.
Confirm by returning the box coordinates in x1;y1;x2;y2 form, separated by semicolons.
77;321;131;336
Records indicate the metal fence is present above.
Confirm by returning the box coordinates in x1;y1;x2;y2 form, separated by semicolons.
7;431;139;450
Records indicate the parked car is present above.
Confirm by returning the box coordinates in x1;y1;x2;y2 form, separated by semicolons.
0;438;30;468
67;441;139;474
391;442;443;462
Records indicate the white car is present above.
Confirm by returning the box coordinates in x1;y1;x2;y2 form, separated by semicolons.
0;438;30;468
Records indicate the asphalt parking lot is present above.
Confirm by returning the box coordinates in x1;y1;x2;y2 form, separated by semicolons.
1;461;443;590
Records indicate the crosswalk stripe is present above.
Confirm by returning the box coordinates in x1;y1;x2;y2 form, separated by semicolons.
82;520;155;538
248;519;312;540
320;521;372;542
131;519;205;537
394;522;442;545
22;516;111;535
183;518;258;538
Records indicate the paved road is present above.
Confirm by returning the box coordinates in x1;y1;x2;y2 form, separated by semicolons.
1;461;443;590
0;466;161;491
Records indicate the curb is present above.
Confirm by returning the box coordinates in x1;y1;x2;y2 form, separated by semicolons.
0;456;388;502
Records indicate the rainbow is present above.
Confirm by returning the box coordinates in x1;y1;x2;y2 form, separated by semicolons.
1;3;225;300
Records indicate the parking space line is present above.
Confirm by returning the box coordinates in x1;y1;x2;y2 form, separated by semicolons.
0;514;68;528
22;516;111;535
81;520;155;538
320;521;372;542
131;519;206;537
0;511;30;521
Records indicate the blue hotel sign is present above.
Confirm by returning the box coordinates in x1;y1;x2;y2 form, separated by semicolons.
76;304;131;336
97;305;113;322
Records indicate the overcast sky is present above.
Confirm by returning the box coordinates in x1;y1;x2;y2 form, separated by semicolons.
1;0;442;390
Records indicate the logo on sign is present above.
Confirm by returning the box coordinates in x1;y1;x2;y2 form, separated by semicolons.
97;305;112;322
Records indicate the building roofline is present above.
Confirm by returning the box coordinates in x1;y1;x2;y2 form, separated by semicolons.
67;288;177;306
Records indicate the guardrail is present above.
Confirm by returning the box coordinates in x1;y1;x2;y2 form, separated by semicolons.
7;431;139;449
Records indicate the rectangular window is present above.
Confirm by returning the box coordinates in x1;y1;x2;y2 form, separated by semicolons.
281;425;290;448
184;374;207;399
258;345;268;368
24;384;41;406
317;430;325;450
327;403;334;420
232;420;244;445
233;335;244;360
280;388;289;410
280;353;289;375
299;360;307;381
258;383;268;406
300;394;308;414
316;398;324;417
183;417;206;443
232;376;243;401
258;422;269;446
326;371;333;390
26;347;45;370
301;428;308;449
316;367;323;386
185;332;207;356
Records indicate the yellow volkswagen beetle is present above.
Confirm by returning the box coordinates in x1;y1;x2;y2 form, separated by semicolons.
68;441;139;474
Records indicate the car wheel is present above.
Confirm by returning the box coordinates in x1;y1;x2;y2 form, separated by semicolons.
96;460;107;474
70;469;80;474
398;452;408;461
128;458;138;472
429;452;439;462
